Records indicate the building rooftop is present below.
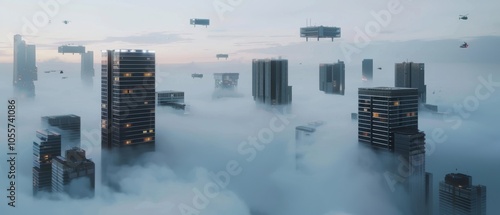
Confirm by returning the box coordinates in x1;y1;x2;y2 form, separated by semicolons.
157;90;184;94
444;173;472;188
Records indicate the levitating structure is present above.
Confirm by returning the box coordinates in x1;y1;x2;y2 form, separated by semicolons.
157;91;185;110
252;59;292;106
362;59;373;81
52;147;95;198
58;45;95;86
319;60;345;95
439;173;486;215
13;34;37;98
41;114;81;154
214;73;239;89
216;54;229;60
300;25;341;41
190;18;210;27
33;130;61;195
395;62;426;104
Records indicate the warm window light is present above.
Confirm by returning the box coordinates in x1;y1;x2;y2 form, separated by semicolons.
373;112;380;118
144;101;149;104
125;140;132;145
149;129;154;133
143;130;147;134
144;72;153;77
406;112;416;117
125;123;132;128
123;89;134;94
394;101;400;106
124;73;131;77
114;77;120;81
145;137;152;142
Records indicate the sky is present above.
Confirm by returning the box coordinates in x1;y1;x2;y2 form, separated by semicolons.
1;0;500;215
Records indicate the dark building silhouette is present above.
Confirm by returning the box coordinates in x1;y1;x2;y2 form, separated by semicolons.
439;173;486;215
319;60;345;95
52;147;95;198
13;34;37;98
81;51;94;86
157;91;185;110
362;59;373;81
33;130;61;195
41;114;81;154
395;62;426;104
252;59;292;105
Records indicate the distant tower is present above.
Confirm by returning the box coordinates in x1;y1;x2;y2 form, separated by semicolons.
13;34;37;98
52;147;95;198
319;60;345;95
81;51;94;87
101;49;156;189
439;173;487;215
362;59;373;81
252;59;292;106
395;62;426;104
41;114;81;154
33;130;61;195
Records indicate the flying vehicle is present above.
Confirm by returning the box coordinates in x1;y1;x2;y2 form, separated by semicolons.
60;70;64;74
377;67;382;70
460;42;469;48
459;14;468;20
63;20;70;24
62;77;68;79
191;73;203;78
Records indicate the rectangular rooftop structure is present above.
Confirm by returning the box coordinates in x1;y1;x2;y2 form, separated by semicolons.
58;45;85;54
190;18;210;26
300;26;341;41
216;54;229;59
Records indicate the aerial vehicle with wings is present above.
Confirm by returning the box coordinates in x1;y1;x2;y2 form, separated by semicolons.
459;14;468;20
460;42;469;48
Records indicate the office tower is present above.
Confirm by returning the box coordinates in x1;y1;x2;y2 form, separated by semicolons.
33;130;61;195
157;91;185;109
395;62;426;104
362;59;373;81
439;173;487;215
252;59;292;105
41;114;81;154
13;34;37;98
295;121;324;171
52;147;95;198
425;172;434;215
81;51;94;86
319;60;345;95
358;87;418;150
101;49;156;155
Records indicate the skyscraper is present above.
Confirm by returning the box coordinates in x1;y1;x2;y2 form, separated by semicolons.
13;34;37;98
101;49;156;156
439;173;487;215
33;130;61;195
319;60;345;95
81;51;94;86
41;114;81;154
362;59;373;81
358;87;419;150
395;62;426;104
52;147;95;198
252;59;292;105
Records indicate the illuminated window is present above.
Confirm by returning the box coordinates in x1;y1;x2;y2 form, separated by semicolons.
144;101;149;105
124;73;132;77
149;129;154;133
363;108;368;112
102;104;107;108
144;72;153;77
125;140;132;145
143;130;147;134
373;112;380;118
114;77;120;81
362;132;369;137
145;137;152;142
125;123;132;128
406;112;416;117
394;101;400;106
123;89;134;94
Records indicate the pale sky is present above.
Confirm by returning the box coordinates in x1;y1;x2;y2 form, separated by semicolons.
1;0;499;64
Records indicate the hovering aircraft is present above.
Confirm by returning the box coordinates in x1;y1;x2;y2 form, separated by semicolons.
459;14;468;20
377;67;382;70
460;42;469;48
63;20;70;24
60;70;64;74
192;73;203;78
62;77;68;79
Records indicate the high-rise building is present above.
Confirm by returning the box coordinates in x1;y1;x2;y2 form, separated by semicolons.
101;49;156;155
439;173;487;215
358;87;419;150
425;172;434;215
157;91;185;110
81;51;94;86
362;59;373;81
319;60;345;95
33;130;61;195
13;34;37;98
395;62;426;104
52;147;95;198
41;115;81;154
252;59;292;105
214;73;239;89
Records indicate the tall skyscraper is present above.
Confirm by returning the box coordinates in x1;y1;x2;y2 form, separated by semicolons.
395;62;426;104
101;49;156;156
52;147;95;198
41;114;81;154
319;60;345;95
358;87;419;150
362;59;373;81
252;59;292;105
33;130;61;195
13;34;37;98
81;51;94;86
439;173;487;215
